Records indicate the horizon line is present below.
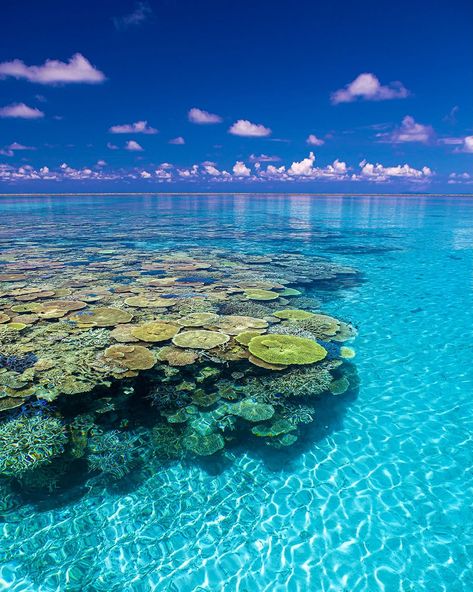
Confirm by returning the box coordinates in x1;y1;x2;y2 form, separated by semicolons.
0;192;472;198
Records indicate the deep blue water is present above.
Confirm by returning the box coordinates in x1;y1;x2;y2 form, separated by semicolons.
0;194;472;591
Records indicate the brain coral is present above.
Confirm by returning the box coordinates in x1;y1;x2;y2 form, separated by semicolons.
248;334;327;365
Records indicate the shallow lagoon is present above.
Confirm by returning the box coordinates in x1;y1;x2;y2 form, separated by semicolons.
0;194;472;591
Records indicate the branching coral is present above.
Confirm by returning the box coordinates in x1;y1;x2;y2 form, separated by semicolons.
0;415;68;477
0;352;38;373
87;430;141;480
243;365;334;400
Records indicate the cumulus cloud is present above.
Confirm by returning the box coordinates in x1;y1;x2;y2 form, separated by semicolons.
109;120;158;134
331;73;409;104
0;53;105;85
169;136;185;144
448;172;472;184
228;119;271;137
462;136;473;153
379;116;434;144
0;152;436;186
114;2;152;30
306;134;325;146
232;161;251;176
258;153;349;181
288;152;316;176
125;140;144;151
107;142;119;150
358;159;432;182
188;108;222;124
0;102;44;119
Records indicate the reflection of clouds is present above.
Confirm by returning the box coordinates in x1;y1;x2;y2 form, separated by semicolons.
452;228;473;250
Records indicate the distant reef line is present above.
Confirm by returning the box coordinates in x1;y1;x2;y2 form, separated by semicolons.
0;192;472;198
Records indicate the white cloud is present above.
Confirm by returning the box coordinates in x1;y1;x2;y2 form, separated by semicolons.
109;120;157;134
448;172;472;184
0;102;44;119
0;53;105;85
114;2;152;30
125;140;144;151
188;107;222;124
169;136;185;144
306;134;325;146
331;73;409;104
385;116;434;144
438;137;464;145
140;170;152;178
8;142;36;151
462;136;473;153
204;164;222;176
259;153;349;181
232;161;251;176
288;152;316;176
96;160;107;167
229;119;271;137
358;160;432;182
107;142;119;150
249;153;281;162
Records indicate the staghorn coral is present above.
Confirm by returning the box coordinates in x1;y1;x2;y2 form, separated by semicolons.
0;352;38;373
87;430;141;480
0;414;68;477
243;364;334;400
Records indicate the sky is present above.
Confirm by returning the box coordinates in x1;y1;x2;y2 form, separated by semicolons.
0;0;472;193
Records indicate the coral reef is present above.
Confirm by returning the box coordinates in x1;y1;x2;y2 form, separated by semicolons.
0;414;67;477
248;334;327;365
0;245;359;469
87;430;141;480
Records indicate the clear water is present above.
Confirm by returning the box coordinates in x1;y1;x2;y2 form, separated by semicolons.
0;194;472;591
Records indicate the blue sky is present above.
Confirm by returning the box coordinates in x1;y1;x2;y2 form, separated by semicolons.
0;0;472;192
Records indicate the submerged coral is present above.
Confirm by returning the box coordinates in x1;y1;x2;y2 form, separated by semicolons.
0;414;67;477
87;430;141;480
0;352;38;373
0;245;359;465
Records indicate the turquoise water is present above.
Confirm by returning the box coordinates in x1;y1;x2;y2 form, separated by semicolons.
0;194;472;591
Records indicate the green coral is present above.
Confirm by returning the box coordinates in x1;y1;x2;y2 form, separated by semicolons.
251;419;296;437
0;415;68;477
273;309;315;320
231;399;275;422
244;364;334;399
182;431;225;456
248;334;327;365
